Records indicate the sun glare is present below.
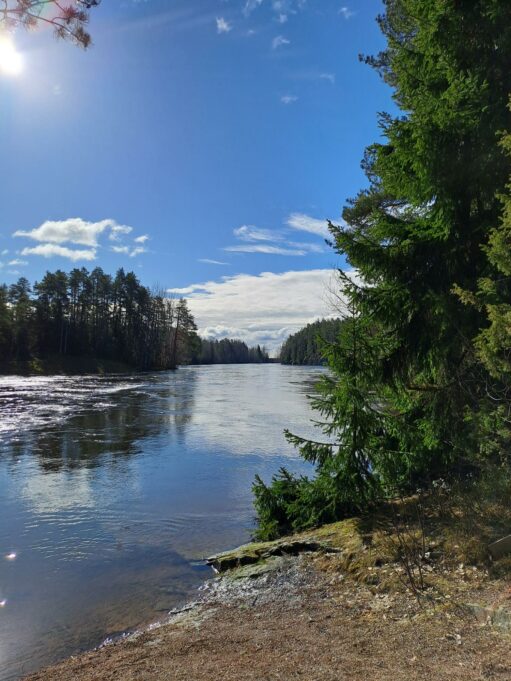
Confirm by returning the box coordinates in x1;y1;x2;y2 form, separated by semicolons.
0;37;23;77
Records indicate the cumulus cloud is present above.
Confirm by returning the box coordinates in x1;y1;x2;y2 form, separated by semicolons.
14;218;118;247
286;212;330;238
216;16;232;33
13;217;149;262
272;35;290;49
8;259;28;266
20;244;97;261
167;269;351;352
281;94;298;104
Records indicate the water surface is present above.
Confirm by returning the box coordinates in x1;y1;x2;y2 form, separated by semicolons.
0;364;324;680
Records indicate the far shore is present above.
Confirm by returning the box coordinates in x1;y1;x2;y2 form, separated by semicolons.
0;357;289;377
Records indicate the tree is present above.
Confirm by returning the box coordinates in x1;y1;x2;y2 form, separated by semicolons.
8;277;34;360
280;319;345;365
255;0;511;538
0;268;195;371
0;1;100;48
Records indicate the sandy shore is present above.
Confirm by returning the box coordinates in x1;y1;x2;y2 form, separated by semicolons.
24;542;511;681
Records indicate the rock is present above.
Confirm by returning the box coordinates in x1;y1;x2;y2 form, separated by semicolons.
207;538;339;573
466;602;511;633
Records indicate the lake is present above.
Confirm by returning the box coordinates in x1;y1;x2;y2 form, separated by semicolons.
0;364;324;680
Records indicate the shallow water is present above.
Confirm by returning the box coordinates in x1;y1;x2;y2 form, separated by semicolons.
0;364;324;680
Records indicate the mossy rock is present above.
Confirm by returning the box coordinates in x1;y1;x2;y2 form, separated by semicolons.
207;536;340;573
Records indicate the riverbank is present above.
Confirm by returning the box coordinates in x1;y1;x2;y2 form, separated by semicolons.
0;355;135;376
25;513;511;681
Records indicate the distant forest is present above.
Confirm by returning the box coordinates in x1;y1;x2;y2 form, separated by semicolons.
199;338;269;364
279;319;344;365
0;269;269;371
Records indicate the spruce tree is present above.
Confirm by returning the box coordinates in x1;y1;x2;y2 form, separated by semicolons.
255;1;511;538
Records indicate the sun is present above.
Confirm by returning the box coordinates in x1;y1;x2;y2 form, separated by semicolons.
0;37;23;77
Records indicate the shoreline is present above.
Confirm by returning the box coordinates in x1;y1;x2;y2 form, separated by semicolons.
23;520;511;681
0;359;281;377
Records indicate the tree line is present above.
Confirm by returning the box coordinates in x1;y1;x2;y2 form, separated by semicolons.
279;319;344;366
254;1;511;540
199;338;269;365
0;268;268;371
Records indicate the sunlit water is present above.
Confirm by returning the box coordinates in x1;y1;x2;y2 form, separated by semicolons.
0;364;325;680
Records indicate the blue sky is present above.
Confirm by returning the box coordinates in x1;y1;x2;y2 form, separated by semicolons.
0;0;391;350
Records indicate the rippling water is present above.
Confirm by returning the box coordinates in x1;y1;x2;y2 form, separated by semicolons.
0;364;324;680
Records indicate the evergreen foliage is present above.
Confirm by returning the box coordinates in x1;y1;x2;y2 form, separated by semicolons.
279;318;344;365
198;338;269;364
255;0;511;540
0;268;197;370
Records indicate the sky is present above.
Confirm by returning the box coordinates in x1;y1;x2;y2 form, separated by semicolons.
0;0;392;352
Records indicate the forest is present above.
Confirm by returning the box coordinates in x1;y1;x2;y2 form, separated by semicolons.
198;338;269;364
279;319;344;365
254;1;511;540
0;268;268;371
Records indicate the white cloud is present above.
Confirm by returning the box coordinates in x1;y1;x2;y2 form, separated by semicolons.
1;249;8;256
339;6;355;19
108;224;133;241
286;212;330;238
281;94;298;104
12;217;148;262
272;35;290;49
225;244;306;256
198;258;229;265
243;0;264;17
216;16;232;33
225;217;329;255
111;245;147;258
234;225;281;242
8;259;28;266
14;218;118;247
20;244;97;262
319;72;335;84
277;13;288;23
167;269;348;352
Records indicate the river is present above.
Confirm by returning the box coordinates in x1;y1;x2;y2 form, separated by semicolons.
0;364;325;680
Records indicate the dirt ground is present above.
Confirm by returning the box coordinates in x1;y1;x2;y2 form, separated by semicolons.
25;554;511;681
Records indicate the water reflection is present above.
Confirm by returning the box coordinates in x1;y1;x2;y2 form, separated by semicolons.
0;365;323;680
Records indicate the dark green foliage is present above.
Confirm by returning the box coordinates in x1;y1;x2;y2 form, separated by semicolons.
279;319;344;365
255;0;511;539
198;338;269;365
0;268;197;371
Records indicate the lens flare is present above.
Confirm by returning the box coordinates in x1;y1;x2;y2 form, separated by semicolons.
0;37;23;77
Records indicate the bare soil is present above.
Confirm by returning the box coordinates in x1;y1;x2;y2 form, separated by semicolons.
25;554;511;681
